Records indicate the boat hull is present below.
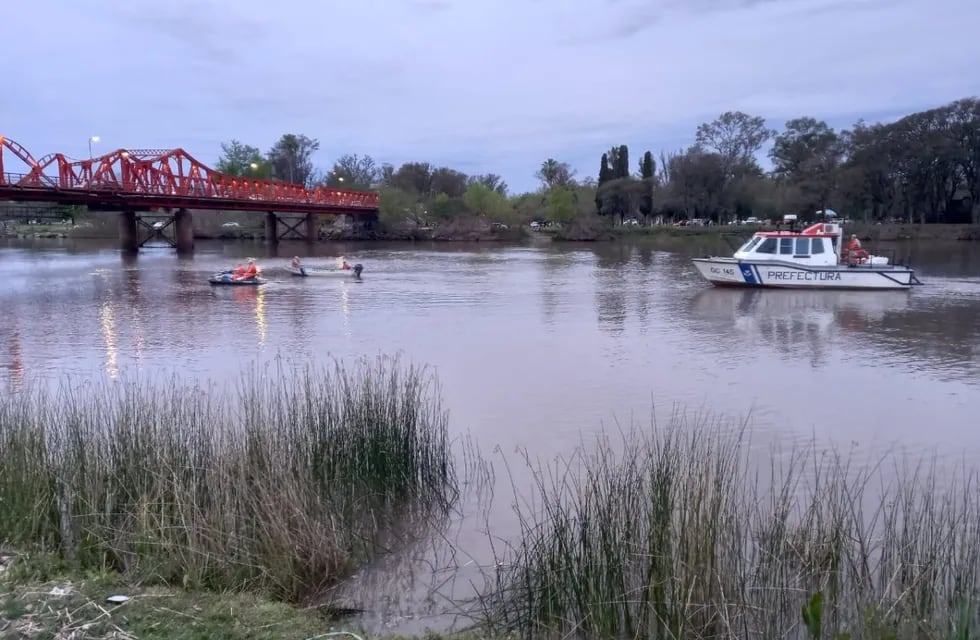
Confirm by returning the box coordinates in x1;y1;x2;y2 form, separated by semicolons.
692;258;915;290
209;274;267;286
285;264;362;278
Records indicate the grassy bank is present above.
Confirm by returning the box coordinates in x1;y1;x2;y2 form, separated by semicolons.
0;357;456;605
477;416;980;639
1;558;468;639
595;222;980;242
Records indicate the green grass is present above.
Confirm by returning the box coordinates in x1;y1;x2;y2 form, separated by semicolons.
0;562;468;639
0;356;457;604
476;413;980;639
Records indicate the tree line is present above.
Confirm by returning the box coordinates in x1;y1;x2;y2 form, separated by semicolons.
216;96;980;227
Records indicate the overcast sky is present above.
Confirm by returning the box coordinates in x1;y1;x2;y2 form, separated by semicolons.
3;0;978;192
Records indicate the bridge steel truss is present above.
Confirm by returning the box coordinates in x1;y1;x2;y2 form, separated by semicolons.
0;135;380;252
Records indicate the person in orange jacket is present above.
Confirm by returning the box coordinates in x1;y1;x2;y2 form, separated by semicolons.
846;234;868;263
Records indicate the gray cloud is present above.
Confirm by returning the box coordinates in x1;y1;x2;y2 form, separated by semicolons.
1;0;977;192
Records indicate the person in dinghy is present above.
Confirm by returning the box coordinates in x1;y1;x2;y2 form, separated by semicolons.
233;258;260;281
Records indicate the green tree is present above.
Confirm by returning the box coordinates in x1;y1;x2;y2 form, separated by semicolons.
596;153;614;213
390;162;434;195
535;158;576;190
546;187;577;224
469;173;508;196
378;186;418;226
603;145;630;180
638;151;656;221
431;167;469;198
695;111;774;176
463;182;508;219
325;153;379;188
267;134;320;186
215;140;270;178
770;117;843;214
597;153;614;185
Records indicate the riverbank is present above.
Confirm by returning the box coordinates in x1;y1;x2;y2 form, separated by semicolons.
552;220;980;242
0;563;469;640
1;215;527;243
6;217;979;244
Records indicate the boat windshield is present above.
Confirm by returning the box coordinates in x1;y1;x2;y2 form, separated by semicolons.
737;236;763;253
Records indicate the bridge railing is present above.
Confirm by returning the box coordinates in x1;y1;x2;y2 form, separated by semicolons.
0;172;380;209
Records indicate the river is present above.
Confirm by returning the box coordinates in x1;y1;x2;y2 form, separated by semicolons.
2;235;979;632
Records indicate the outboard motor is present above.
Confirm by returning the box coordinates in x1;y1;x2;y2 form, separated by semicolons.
353;263;363;278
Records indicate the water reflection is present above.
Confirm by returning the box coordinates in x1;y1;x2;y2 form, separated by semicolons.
687;287;980;382
538;251;583;329
2;325;25;390
209;285;269;347
99;301;119;378
593;245;630;337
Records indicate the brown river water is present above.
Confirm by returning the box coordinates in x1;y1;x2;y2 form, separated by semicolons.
2;235;979;633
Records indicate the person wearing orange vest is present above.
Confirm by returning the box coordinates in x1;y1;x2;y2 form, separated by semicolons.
243;258;259;279
846;234;868;263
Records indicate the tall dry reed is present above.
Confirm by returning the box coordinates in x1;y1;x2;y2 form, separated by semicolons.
478;411;980;640
0;356;456;602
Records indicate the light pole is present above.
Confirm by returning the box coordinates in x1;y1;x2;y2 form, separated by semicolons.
249;162;259;177
88;136;100;159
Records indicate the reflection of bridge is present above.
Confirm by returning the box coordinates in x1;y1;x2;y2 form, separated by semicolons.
0;136;380;253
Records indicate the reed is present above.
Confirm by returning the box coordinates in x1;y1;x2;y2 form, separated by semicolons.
0;356;456;602
478;411;980;639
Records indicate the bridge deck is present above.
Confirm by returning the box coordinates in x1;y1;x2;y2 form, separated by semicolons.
0;137;381;215
0;182;376;215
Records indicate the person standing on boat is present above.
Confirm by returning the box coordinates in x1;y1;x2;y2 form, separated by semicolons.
291;256;307;276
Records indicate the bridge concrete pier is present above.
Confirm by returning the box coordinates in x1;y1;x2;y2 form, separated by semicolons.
265;212;278;245
304;213;317;242
118;211;138;253
174;208;194;254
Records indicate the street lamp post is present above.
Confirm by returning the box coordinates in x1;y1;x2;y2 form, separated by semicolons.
88;136;100;159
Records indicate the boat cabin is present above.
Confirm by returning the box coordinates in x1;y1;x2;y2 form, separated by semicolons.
732;222;843;266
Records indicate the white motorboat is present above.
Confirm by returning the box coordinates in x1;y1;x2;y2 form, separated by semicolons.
285;263;363;279
691;221;922;290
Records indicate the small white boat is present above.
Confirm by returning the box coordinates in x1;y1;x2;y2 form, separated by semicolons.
692;221;922;290
285;263;363;279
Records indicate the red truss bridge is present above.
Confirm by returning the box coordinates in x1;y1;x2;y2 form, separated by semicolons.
0;135;379;214
0;135;380;252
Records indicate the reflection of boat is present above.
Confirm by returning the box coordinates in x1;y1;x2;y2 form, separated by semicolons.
692;222;921;290
688;287;915;362
690;287;912;338
285;263;363;279
208;272;267;286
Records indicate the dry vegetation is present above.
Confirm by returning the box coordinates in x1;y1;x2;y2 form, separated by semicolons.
0;357;457;605
477;413;980;639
